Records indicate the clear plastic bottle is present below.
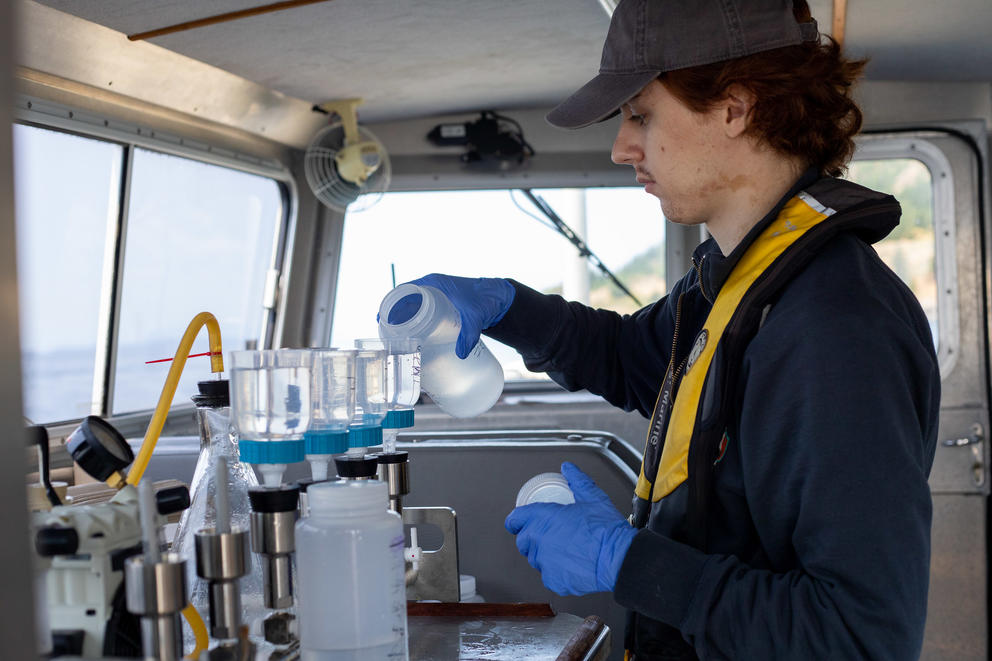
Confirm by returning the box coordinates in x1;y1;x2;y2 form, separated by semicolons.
377;283;503;418
230;349;313;487
171;380;266;652
296;480;408;661
305;349;356;480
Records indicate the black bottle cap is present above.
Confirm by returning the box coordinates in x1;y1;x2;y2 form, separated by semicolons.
66;416;134;481
374;451;409;465
36;526;79;557
248;486;300;513
192;379;230;408
334;455;380;479
155;485;191;515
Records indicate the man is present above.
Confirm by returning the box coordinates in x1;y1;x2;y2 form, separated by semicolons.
409;0;940;658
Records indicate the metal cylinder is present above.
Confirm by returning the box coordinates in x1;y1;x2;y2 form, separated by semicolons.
261;555;294;609
194;528;250;639
377;460;410;514
124;554;187;661
195;528;250;579
139;614;183;661
250;511;296;608
250;511;296;555
207;580;242;640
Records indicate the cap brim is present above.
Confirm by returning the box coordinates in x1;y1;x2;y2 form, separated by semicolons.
546;71;659;129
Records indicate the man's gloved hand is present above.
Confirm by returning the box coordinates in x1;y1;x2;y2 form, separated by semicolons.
407;274;515;359
504;462;637;596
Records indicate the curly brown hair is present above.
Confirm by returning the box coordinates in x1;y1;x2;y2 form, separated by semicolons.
659;4;867;177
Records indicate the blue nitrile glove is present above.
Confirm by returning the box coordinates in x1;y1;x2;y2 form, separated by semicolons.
504;462;637;596
407;274;515;359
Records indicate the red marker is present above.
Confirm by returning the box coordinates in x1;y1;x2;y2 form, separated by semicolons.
145;351;222;365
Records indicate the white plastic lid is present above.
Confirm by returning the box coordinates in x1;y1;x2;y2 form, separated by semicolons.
308;479;388;517
515;472;575;507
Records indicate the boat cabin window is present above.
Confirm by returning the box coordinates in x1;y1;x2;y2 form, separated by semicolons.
14;123;287;423
847;157;939;348
14;124;123;424
331;187;665;382
112;148;284;414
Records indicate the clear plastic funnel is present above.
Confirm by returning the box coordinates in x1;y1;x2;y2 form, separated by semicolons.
348;348;388;455
356;338;420;452
306;349;356;480
231;349;313;486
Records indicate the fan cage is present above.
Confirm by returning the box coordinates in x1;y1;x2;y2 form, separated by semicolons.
304;123;391;213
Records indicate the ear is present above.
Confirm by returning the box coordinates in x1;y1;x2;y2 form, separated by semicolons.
722;84;755;139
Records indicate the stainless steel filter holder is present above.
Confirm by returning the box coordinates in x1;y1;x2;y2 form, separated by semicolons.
194;527;250;639
124;553;188;661
248;486;299;610
376;451;410;514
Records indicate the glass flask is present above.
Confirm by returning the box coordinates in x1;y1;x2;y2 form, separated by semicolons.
172;379;265;651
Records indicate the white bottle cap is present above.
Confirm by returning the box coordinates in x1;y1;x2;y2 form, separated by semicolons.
308;480;388;517
515;472;575;507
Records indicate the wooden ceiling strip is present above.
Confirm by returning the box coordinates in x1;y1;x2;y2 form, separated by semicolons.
127;0;335;42
832;0;848;48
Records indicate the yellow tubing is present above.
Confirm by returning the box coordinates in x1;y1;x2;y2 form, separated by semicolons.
182;603;209;659
124;312;224;488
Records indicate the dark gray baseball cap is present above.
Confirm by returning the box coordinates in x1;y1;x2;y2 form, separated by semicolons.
547;0;819;129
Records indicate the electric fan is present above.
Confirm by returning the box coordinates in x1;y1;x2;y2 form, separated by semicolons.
304;99;391;212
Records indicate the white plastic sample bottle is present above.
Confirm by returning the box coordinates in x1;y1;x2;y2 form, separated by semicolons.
377;283;503;418
296;480;409;661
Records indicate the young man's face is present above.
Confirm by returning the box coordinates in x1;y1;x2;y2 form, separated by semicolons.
611;79;732;226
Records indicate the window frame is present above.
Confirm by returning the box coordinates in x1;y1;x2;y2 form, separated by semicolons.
853;135;959;376
13;98;295;423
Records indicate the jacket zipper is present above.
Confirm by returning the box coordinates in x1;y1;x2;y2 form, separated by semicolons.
692;255;711;303
667;293;685;379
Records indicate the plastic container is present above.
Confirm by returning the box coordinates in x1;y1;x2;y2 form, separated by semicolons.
515;472;575;507
306;349;356;479
296;480;408;660
230;349;313;487
355;338;421;453
459;574;485;603
378;283;503;418
348;349;388;456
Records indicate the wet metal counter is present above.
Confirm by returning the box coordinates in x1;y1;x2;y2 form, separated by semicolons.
408;603;611;660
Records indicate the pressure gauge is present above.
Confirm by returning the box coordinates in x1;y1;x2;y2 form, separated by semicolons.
66;416;134;485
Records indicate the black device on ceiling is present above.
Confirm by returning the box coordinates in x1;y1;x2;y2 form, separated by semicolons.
427;111;534;168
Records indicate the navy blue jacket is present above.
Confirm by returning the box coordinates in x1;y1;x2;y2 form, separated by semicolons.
486;173;940;660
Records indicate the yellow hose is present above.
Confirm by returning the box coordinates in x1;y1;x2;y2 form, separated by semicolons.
182;603;209;659
124;312;224;487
